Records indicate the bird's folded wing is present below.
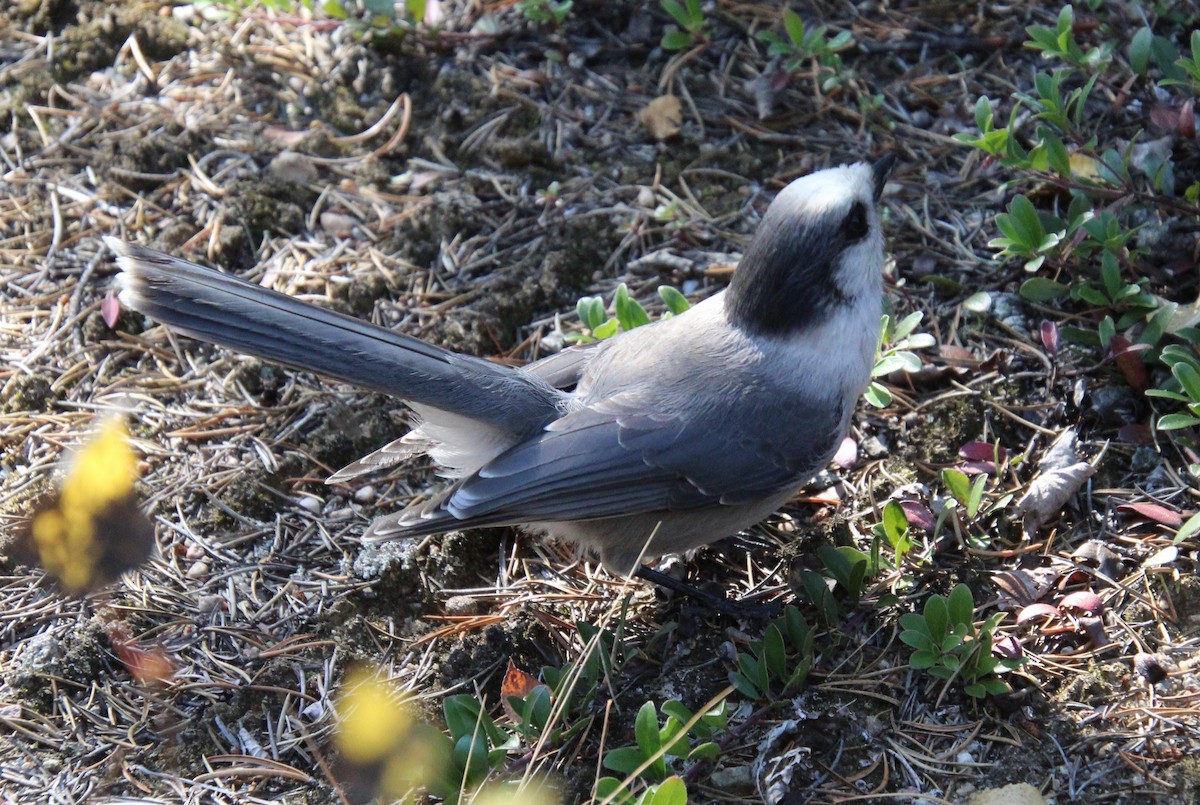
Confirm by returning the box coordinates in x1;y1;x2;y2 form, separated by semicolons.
435;390;846;523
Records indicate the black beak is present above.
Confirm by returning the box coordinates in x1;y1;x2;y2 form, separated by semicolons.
871;153;896;201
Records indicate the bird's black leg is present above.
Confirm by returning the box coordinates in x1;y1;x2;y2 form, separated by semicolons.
634;565;781;620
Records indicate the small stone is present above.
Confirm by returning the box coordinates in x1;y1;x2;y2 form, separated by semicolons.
860;435;889;459
353;485;376;504
443;595;480;616
197;595;225;613
185;544;205;560
186;561;210;579
967;782;1047;805
1133;652;1170;684
267;150;318;185
298;495;322;513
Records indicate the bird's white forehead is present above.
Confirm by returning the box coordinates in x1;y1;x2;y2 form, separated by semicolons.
775;162;873;214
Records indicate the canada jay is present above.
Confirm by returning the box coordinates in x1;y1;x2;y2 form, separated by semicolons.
108;156;893;581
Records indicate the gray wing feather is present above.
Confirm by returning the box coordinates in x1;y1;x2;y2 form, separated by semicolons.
109;238;564;438
439;390;845;523
523;343;598;389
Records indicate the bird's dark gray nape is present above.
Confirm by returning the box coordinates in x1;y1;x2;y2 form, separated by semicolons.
725;169;877;337
871;153;896;201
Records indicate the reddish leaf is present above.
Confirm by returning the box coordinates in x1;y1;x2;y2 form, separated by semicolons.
1059;590;1105;615
500;660;542;724
502;660;539;699
102;290;121;329
1079;615;1108;647
959;442;1007;462
832;436;858;469
1109;336;1149;394
899;500;935;530
1117;502;1182;528
1016;603;1060;626
1181;98;1195;139
1040;320;1059;355
107;624;177;687
994;634;1023;660
1117;423;1152;444
1134;652;1169;684
938;344;976;364
1151;103;1182;131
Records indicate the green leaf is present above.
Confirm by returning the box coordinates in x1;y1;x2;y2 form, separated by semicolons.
1070;284;1108;307
443;695;483;740
1160;412;1200;431
1019;277;1068;302
661;0;688;27
614;284;652;331
659;701;693;727
595;777;633;805
659;718;686;758
728;671;760;699
973;96;994;132
865;382;892;408
1010;195;1044;247
948;584;975;627
454;733;490;786
647;776;688;805
910;650;937;669
577;296;604;329
1130;27;1153;76
688;741;720;761
962;291;992;313
923;595;949;641
1145;389;1190;403
658;285;690;315
634;701;661;759
661;29;693;50
967;473;988;519
882;500;910;550
828;30;853;50
899;630;934;651
363;0;396;16
983;677;1011;695
1100;252;1122;298
898;612;930;636
405;0;426;21
323;0;349;18
1175;511;1200;544
1043;130;1070;177
783;8;804;45
940;467;972;508
1151;34;1186;83
1174;361;1200;402
522;685;552;730
604;746;649;776
763;624;787;680
593;317;619;339
873;352;921;376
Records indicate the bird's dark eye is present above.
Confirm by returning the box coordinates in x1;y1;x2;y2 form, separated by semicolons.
842;202;869;242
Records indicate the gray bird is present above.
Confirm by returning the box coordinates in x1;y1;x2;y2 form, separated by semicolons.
108;155;893;585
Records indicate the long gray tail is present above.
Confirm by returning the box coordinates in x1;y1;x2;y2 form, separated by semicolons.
107;239;563;437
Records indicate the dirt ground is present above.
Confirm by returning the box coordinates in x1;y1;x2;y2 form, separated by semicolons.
2;0;1200;802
